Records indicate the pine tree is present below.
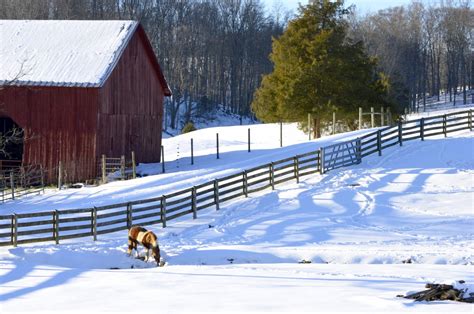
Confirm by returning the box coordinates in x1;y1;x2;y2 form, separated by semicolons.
252;0;390;138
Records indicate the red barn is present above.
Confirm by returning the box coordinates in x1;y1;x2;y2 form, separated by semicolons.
0;20;171;182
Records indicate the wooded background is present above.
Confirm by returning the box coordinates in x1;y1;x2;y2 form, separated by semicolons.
1;0;472;130
349;1;473;112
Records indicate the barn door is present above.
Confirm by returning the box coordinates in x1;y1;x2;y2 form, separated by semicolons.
0;116;24;170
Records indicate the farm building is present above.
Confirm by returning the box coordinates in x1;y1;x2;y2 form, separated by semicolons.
0;20;171;183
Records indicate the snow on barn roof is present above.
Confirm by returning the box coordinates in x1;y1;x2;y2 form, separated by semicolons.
0;20;139;87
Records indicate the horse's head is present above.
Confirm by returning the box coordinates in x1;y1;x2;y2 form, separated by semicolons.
151;245;161;266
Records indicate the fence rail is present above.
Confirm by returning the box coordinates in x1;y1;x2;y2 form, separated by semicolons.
0;165;45;202
98;152;136;183
0;109;472;247
0;151;137;202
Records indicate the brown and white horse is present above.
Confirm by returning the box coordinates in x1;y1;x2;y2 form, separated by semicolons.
127;226;162;266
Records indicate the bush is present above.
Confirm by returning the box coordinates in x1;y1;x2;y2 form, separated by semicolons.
181;122;197;134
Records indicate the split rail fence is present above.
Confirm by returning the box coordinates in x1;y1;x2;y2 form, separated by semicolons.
98;152;137;184
0;110;471;247
0;165;45;203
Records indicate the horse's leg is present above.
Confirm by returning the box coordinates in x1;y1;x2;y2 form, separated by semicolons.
129;239;139;258
127;236;134;256
134;241;139;258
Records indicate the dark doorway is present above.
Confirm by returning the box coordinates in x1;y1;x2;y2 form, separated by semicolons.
0;116;24;167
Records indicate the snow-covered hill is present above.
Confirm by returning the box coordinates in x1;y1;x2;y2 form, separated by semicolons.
2;122;373;214
162;105;256;138
0;107;473;312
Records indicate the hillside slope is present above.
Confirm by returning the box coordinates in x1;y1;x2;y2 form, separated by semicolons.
1;115;472;312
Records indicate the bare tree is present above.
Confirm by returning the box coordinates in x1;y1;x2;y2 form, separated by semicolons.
349;0;473;112
0;60;31;162
1;0;286;131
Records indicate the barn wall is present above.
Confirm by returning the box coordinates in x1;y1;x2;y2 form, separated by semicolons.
0;86;99;182
98;27;164;164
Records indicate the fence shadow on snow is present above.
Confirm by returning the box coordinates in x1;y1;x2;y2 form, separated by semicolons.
0;109;471;247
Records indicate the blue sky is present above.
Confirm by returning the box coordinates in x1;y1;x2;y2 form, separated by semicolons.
263;0;415;14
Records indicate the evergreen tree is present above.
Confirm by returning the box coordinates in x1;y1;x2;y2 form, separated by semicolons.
252;0;390;138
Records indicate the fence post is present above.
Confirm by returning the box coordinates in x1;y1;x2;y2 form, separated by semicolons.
53;210;59;244
377;130;382;156
20;166;25;189
92;207;97;241
213;179;220;211
248;128;251;152
216;133;220;159
381;107;385;126
191;139;194;165
269;162;275;190
58;161;62;190
192;187;197;219
40;165;45;194
319;148;325;174
468;110;472;131
420;118;425;141
131;151;136;179
294;156;300;183
332;112;336;135
398;120;403;146
101;154;106;184
356;138;362;164
161;145;165;173
160;196;167;228
243;171;248;197
371;107;375;128
126;203;132;229
12;214;17;247
443;114;447;137
120;155;126;180
308;113;311;140
293;156;300;183
176;143;180;169
280;122;283;147
10;171;15;200
358;107;363;130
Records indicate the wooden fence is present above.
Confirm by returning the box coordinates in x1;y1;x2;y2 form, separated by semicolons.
0;165;45;203
98;152;136;184
0;109;471;247
0;151;137;202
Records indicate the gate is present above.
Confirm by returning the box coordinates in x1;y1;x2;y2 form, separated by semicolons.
321;138;361;173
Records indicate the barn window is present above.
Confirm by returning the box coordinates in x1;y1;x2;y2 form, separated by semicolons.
0;116;24;170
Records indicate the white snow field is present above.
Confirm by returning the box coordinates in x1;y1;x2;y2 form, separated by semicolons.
1;109;473;313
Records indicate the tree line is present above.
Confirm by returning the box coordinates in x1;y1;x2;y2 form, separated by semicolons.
349;0;473;112
0;0;289;130
1;0;472;132
252;0;473;137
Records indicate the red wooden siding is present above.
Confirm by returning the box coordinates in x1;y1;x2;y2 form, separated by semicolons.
0;86;99;182
0;23;169;183
97;26;164;163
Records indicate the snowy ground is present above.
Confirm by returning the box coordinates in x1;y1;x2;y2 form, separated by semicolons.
0;108;473;312
3;122;373;214
163;105;257;138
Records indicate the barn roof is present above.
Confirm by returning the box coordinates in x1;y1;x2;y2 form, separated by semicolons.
0;20;170;93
